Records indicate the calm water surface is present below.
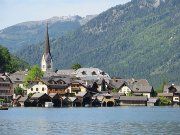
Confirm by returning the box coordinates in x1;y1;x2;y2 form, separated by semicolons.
0;107;180;135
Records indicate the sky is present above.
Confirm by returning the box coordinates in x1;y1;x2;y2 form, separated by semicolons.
0;0;131;30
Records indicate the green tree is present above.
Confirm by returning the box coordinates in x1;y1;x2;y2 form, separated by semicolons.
24;65;44;87
127;91;133;96
71;63;81;70
28;93;34;98
112;88;119;93
159;96;171;106
14;87;24;95
0;45;11;72
0;45;29;73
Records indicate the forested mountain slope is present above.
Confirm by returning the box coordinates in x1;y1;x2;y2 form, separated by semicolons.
16;0;180;87
0;15;95;52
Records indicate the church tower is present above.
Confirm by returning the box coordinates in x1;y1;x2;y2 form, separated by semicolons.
41;23;53;72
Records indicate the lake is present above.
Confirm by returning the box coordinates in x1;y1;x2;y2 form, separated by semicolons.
0;107;180;135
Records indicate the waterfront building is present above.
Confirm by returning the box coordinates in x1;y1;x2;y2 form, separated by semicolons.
18;96;30;107
62;97;74;107
26;80;48;95
109;78;154;98
0;73;13;101
147;98;160;106
158;84;180;106
26;76;70;96
101;93;115;107
49;93;62;107
119;96;147;106
9;71;28;95
30;93;51;107
67;81;87;96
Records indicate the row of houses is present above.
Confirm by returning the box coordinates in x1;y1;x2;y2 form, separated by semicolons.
1;68;179;107
13;91;155;107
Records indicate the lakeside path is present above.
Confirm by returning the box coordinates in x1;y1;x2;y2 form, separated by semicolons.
0;107;180;135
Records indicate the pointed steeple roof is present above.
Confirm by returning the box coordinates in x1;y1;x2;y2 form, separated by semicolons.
45;23;51;55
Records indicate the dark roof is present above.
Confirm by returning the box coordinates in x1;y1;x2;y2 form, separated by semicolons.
120;96;147;101
163;84;180;93
48;84;69;89
111;93;124;99
42;76;71;85
131;85;153;93
9;71;27;83
109;79;125;88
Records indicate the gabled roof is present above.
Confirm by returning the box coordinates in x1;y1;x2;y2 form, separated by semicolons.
76;92;87;97
131;85;153;93
163;84;180;93
109;79;126;89
13;95;22;100
31;93;46;99
18;96;29;102
69;97;76;102
56;69;75;76
9;71;27;83
49;93;59;98
0;75;12;83
48;84;69;89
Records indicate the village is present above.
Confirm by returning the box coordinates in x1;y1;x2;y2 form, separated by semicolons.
0;25;180;108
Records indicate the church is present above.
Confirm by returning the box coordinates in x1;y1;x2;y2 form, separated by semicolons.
41;23;53;72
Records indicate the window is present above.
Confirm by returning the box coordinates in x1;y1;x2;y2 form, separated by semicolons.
42;88;44;91
36;88;38;91
31;88;33;91
92;71;97;75
82;71;87;75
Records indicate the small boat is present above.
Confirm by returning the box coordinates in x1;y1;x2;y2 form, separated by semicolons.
0;107;8;110
0;101;8;110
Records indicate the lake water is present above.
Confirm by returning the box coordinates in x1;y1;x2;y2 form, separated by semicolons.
0;107;180;135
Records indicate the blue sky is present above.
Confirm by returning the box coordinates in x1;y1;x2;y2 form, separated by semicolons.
0;0;130;29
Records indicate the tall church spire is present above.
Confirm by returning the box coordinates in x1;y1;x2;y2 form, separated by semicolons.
45;23;51;55
41;23;53;72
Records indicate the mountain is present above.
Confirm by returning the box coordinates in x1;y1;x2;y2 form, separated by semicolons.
16;0;180;87
0;15;96;52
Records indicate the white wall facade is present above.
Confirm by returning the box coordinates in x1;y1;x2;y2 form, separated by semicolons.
27;82;48;95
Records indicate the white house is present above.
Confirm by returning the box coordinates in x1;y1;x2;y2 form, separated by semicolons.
27;81;48;95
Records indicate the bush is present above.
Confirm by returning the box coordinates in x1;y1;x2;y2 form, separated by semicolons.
159;96;171;106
